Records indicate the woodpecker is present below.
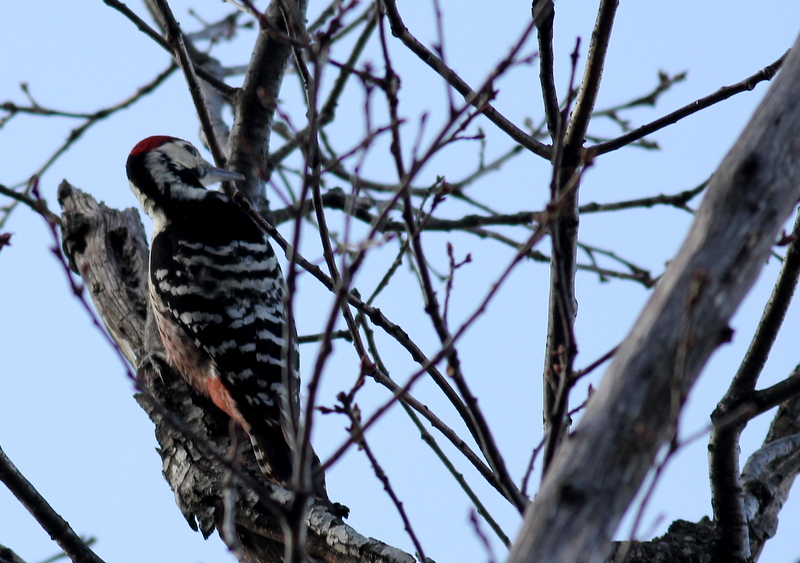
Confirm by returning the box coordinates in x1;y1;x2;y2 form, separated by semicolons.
126;136;326;498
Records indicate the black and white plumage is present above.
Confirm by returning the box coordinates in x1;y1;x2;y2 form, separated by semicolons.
126;136;325;497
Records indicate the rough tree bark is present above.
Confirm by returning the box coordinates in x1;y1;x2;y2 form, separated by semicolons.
507;32;800;563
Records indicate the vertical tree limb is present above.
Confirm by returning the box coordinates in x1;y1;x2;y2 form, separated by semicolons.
542;0;619;468
228;0;310;208
532;0;559;138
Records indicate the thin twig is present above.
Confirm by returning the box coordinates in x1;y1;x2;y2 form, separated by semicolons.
298;329;353;344
579;180;708;214
153;0;231;184
0;184;60;225
340;397;428;561
382;0;551;158
0;65;175;229
590;54;785;156
102;0;236;99
571;346;618;382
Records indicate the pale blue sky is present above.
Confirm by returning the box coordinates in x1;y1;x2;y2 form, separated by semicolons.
2;2;800;562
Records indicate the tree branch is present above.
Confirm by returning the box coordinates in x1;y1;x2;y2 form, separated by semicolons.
0;444;106;563
563;0;618;155
152;0;231;179
381;0;551;159
746;392;800;559
533;0;559;138
590;54;785;157
229;0;309;208
0;544;27;563
102;0;236;99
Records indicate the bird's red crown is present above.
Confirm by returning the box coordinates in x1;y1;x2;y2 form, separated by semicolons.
129;136;178;157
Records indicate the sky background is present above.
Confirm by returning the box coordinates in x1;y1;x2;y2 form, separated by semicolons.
2;1;800;562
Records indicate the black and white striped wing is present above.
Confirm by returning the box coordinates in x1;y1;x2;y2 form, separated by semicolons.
149;195;300;481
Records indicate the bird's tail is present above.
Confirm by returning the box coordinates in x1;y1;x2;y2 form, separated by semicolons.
250;432;328;500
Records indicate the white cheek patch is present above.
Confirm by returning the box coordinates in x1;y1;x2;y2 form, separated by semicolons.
144;149;208;202
159;142;203;170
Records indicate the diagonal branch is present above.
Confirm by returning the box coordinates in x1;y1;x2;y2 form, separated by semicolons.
563;0;618;155
708;206;800;561
0;544;27;563
590;54;785;157
0;444;106;563
102;0;236;99
151;0;231;183
381;0;551;159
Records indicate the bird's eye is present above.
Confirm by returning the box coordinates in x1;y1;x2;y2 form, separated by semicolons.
185;144;198;157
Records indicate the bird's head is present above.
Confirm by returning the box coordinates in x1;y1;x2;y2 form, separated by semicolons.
126;136;243;219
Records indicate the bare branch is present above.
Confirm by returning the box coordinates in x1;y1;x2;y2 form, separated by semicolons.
742;433;800;560
590;54;785;157
152;0;231;184
563;0;618;155
0;183;61;225
0;544;27;563
579;179;708;214
0;444;106;563
267;6;378;174
533;1;559;139
747;392;800;559
102;0;236;99
376;8;528;512
382;0;551;159
541;39;585;471
0;64;175;229
228;0;309;207
339;396;428;562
